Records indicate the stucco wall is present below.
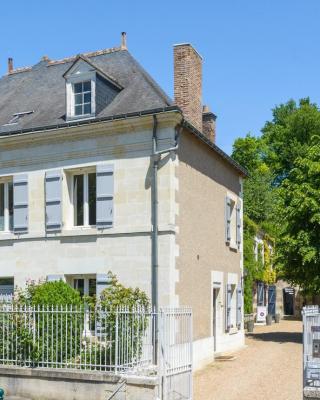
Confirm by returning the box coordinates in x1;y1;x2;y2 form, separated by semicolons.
176;129;243;341
0;118;177;305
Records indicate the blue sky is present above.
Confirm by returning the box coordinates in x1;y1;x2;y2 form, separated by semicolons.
1;0;319;154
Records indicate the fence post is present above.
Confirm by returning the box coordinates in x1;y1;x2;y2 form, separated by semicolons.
115;308;119;374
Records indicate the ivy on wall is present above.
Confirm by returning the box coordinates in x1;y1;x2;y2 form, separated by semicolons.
243;215;276;314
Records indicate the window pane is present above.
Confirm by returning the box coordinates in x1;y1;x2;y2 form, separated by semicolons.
8;182;13;231
83;81;91;92
88;173;96;225
75;94;82;105
0;277;14;295
75;105;82;116
84;92;91;103
74;175;84;226
74;82;82;94
83;103;91;115
74;279;84;297
89;279;96;297
0;184;4;231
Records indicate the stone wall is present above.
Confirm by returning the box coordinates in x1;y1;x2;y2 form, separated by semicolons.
0;116;178;306
0;366;158;400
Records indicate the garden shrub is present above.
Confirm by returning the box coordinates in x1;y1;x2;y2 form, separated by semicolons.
0;275;150;369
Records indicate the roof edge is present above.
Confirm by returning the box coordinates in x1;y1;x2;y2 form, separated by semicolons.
182;120;249;177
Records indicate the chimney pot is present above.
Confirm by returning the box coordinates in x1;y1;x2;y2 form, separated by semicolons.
202;108;217;143
121;32;127;50
8;57;13;74
174;43;203;131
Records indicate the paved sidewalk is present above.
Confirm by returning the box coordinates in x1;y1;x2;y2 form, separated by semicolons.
194;320;302;400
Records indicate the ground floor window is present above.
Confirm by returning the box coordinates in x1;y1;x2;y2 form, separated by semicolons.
0;277;14;296
0;181;13;232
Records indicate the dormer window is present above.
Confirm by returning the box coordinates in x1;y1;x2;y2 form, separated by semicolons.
64;55;122;121
74;81;92;116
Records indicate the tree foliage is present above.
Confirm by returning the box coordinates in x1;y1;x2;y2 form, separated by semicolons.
233;97;320;294
232;134;275;224
276;141;320;292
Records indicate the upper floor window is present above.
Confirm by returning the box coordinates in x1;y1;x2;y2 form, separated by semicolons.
0;181;13;232
73;172;96;227
74;81;92;116
225;195;241;249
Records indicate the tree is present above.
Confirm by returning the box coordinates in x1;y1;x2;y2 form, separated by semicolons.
262;98;320;184
232;134;275;224
276;140;320;292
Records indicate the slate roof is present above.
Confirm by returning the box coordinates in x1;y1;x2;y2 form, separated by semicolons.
0;46;247;176
0;47;172;134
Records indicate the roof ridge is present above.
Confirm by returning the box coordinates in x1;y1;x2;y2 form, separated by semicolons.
48;46;123;66
8;66;32;75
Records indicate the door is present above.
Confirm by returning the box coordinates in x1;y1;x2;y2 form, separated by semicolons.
212;288;219;352
268;285;276;316
283;288;295;315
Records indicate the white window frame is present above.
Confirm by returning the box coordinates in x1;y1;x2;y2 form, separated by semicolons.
71;275;96;297
71;168;96;228
0;178;13;233
66;72;96;120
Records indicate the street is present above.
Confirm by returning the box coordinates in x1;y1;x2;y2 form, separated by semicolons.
194;320;302;400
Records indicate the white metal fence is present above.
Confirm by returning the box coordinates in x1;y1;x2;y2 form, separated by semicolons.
302;306;320;390
159;307;193;400
0;304;193;399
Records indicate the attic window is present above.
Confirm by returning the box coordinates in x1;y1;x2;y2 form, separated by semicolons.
74;81;92;116
5;110;34;126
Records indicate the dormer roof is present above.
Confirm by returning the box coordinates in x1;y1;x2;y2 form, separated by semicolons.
62;54;123;90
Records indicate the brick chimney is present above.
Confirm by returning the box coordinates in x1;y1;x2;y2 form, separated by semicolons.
174;44;202;131
202;105;217;143
7;58;13;74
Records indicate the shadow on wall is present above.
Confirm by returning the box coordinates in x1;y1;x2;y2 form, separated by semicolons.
247;331;302;344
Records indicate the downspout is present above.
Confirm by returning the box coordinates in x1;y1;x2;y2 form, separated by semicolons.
152;114;159;317
151;114;159;366
151;114;182;366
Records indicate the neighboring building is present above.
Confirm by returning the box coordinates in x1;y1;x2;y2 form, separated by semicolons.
0;34;247;369
252;232;303;319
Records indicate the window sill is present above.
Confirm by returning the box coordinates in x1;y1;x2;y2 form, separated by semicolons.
66;114;95;122
0;224;177;241
226;241;239;252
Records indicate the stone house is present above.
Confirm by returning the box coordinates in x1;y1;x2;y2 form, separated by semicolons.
0;33;247;369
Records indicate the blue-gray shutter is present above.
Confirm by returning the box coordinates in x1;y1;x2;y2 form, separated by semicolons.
13;174;28;233
96;164;114;229
96;273;110;299
225;197;231;243
257;281;265;306
236;201;241;248
225;284;232;332
45;170;62;232
47;274;65;282
236;284;243;329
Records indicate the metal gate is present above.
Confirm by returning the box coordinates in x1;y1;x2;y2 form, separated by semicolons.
159;307;193;400
268;285;276;316
302;306;320;398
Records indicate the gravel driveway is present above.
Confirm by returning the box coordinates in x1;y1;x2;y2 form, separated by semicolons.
194;320;302;400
